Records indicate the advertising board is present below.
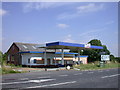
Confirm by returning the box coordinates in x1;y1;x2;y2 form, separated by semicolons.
101;55;110;61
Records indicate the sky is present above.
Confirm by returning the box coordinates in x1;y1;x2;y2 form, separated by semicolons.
1;2;118;57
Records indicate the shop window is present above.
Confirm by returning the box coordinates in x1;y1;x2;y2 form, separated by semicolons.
34;59;37;63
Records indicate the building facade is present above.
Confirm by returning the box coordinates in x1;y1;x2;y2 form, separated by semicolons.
7;41;103;67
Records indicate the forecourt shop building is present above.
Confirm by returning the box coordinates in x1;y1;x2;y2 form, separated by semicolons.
7;41;103;67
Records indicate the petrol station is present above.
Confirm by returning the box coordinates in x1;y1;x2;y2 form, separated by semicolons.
7;41;103;67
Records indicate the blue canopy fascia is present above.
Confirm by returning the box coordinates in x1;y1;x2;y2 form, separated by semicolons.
46;41;103;49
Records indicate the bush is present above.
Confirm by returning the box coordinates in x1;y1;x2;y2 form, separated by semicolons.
2;66;21;74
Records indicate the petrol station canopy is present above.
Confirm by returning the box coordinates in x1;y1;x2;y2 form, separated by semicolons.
37;41;103;51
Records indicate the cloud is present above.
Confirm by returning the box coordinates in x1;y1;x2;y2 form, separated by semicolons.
23;2;73;13
63;34;76;43
57;23;69;29
0;9;7;16
77;3;104;13
58;3;104;20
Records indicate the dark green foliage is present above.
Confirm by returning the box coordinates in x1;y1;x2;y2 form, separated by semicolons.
88;39;102;46
0;51;2;63
2;52;7;62
82;39;110;63
70;39;111;63
0;52;7;65
110;55;115;61
114;57;120;63
77;39;110;62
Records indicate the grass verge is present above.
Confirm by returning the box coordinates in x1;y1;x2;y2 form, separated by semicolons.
73;62;120;71
0;66;27;75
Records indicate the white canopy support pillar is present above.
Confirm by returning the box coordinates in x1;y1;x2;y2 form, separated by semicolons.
54;49;56;65
78;49;80;64
44;48;47;65
61;48;64;65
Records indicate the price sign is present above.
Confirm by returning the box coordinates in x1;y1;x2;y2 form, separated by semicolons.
101;55;110;61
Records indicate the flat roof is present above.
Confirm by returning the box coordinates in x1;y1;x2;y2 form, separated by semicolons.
46;41;103;50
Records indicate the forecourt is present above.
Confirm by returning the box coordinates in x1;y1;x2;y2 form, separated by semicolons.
2;68;119;89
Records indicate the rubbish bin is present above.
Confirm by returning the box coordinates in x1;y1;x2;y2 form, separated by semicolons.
100;61;105;67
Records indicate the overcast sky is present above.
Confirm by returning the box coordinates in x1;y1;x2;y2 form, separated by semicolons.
1;2;118;56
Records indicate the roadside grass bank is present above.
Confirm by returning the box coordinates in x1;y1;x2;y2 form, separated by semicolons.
73;62;120;71
0;63;28;75
0;66;27;75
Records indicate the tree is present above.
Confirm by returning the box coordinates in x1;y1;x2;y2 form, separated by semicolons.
0;51;2;63
110;54;115;62
114;57;120;63
83;39;110;62
70;39;111;63
88;39;102;46
2;52;7;63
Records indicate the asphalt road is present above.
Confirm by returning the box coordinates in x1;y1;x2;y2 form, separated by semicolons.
1;68;120;89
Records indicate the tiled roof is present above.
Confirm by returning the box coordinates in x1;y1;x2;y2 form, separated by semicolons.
14;42;45;52
14;42;61;52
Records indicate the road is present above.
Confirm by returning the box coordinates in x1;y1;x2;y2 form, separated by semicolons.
1;68;120;89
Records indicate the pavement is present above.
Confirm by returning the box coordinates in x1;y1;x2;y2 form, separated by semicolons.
1;68;120;89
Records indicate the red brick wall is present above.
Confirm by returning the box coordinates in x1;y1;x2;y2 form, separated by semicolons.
7;43;21;65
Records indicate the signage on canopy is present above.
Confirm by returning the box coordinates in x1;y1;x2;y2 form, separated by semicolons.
85;43;91;48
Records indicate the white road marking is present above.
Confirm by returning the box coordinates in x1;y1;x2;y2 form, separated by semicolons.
20;78;29;80
25;81;77;88
59;75;68;77
74;73;82;75
37;76;50;78
1;79;55;85
101;74;120;78
88;72;94;74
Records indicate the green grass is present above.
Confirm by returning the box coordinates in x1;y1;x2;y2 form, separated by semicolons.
73;62;120;71
0;66;27;75
1;67;21;74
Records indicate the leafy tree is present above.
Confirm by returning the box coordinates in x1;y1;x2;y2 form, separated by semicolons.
114;57;120;63
0;52;7;66
0;51;2;63
88;39;102;46
2;52;7;62
83;39;110;62
110;54;115;62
